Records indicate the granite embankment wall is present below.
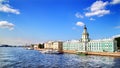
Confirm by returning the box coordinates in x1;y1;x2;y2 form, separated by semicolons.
87;52;120;57
63;50;76;54
35;48;120;57
63;50;120;57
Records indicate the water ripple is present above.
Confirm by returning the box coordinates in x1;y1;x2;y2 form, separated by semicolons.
0;47;120;68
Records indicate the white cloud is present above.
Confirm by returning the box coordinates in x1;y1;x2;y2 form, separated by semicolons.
0;4;20;14
90;18;95;21
86;10;110;17
90;1;108;12
75;12;84;18
85;1;110;17
76;22;85;27
0;0;20;14
0;21;15;30
111;0;120;4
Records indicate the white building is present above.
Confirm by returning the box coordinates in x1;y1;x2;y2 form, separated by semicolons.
63;25;118;52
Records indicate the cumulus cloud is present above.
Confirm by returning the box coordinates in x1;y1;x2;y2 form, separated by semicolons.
85;1;110;17
0;4;20;14
75;12;84;18
0;0;20;14
76;22;85;27
0;21;15;30
111;0;120;4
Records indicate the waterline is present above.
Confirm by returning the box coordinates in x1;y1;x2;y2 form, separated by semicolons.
0;47;120;68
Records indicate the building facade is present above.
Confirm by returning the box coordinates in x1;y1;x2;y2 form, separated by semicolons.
63;25;118;52
33;44;39;49
44;41;53;49
44;41;63;52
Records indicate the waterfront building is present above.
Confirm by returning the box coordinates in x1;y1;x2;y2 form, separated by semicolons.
44;41;63;52
63;25;118;52
33;44;39;49
63;40;85;52
87;39;117;52
44;41;53;49
33;43;44;49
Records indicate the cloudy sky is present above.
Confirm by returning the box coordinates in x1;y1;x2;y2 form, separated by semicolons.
0;0;120;45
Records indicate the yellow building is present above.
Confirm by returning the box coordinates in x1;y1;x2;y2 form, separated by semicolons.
53;41;63;52
44;41;53;49
44;41;63;52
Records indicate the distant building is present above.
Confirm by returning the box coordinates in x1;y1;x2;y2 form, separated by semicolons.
33;43;44;49
44;41;63;52
63;25;118;52
33;44;39;49
44;41;53;49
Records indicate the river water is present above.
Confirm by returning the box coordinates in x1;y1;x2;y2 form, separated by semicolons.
0;47;120;68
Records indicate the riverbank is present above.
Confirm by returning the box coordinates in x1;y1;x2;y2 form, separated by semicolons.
87;52;120;57
63;50;120;57
35;49;120;57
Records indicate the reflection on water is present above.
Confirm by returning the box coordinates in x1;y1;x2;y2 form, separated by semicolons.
0;47;120;68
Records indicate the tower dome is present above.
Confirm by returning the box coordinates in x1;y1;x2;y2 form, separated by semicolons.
81;25;89;42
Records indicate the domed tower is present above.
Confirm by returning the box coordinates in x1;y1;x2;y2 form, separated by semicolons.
81;25;90;42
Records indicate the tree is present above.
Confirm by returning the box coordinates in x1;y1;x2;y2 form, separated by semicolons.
38;43;44;49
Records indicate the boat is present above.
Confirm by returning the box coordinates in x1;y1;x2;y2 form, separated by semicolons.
41;49;62;54
26;47;34;50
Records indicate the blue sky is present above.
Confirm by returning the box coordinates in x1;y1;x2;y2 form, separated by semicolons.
0;0;120;45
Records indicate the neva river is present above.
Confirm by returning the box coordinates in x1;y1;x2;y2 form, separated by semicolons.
0;47;120;68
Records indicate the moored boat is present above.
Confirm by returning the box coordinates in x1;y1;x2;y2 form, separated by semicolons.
40;49;62;54
26;47;34;50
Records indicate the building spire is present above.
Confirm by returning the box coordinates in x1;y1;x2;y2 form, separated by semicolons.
84;25;87;29
81;25;89;42
82;25;88;35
